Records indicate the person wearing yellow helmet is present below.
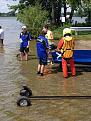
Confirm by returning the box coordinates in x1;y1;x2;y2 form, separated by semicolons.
57;28;76;78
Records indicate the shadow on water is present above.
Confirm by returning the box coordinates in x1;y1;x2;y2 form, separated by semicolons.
51;63;91;77
0;46;5;53
16;53;38;61
16;53;36;57
76;65;91;72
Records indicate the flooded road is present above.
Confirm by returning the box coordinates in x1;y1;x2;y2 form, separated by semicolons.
0;17;91;121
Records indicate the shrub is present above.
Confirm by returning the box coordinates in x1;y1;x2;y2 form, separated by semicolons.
17;4;48;38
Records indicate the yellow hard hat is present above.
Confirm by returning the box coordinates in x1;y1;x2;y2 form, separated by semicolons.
63;28;72;36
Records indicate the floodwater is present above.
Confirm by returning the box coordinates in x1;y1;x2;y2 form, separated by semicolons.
0;17;91;121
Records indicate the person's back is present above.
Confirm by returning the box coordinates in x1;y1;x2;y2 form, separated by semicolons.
36;34;48;76
36;35;48;58
45;30;54;46
61;35;75;59
57;28;76;78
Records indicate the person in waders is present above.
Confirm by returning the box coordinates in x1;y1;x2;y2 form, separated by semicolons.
57;28;76;78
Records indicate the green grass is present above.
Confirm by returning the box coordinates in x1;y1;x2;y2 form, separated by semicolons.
52;27;91;40
77;35;91;40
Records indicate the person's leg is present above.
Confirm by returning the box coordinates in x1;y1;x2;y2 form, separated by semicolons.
40;64;45;76
62;58;68;78
20;47;24;61
37;64;41;74
24;48;29;61
47;47;53;65
24;52;28;61
69;58;76;76
0;39;4;47
20;52;24;61
50;50;53;65
1;39;3;45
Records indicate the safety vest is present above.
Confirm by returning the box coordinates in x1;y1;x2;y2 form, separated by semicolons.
61;36;75;58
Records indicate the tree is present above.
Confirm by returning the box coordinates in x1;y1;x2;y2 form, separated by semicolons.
17;4;48;38
81;0;91;24
67;0;81;23
10;0;91;26
14;0;62;25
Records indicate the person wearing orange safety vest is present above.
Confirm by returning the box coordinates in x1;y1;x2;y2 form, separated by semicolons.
57;28;76;78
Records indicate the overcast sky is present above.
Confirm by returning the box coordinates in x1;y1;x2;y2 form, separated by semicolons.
0;0;19;13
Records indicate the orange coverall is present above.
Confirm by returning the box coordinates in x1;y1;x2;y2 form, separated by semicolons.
57;38;76;78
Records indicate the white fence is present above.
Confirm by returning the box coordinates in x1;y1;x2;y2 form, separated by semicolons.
70;27;91;31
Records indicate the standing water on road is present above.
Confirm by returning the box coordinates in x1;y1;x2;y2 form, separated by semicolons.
0;17;91;121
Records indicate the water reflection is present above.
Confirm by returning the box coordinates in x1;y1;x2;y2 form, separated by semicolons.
0;46;4;53
63;77;77;96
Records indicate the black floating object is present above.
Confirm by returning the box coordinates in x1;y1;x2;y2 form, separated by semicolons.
20;86;32;97
17;96;31;107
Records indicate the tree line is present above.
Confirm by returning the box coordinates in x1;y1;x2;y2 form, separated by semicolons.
11;0;91;24
9;0;91;37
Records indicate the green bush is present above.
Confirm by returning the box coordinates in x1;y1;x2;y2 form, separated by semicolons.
52;27;63;40
17;5;48;38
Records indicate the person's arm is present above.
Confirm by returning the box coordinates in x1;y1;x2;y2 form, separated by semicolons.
27;41;30;48
57;38;64;51
45;38;49;49
50;31;54;40
73;38;75;49
27;32;32;48
19;33;23;43
45;38;49;56
28;32;32;41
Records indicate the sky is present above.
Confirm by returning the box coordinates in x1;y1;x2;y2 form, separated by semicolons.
0;0;19;13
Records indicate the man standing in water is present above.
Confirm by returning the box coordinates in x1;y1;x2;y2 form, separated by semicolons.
0;26;4;47
42;25;55;65
19;26;32;61
42;25;54;47
36;31;49;76
57;28;76;78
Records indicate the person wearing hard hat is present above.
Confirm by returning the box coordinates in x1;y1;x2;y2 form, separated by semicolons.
57;28;76;78
19;25;32;61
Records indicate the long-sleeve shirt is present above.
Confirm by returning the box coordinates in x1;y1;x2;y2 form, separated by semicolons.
57;38;64;50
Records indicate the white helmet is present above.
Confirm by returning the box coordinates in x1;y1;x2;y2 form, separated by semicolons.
22;25;27;29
